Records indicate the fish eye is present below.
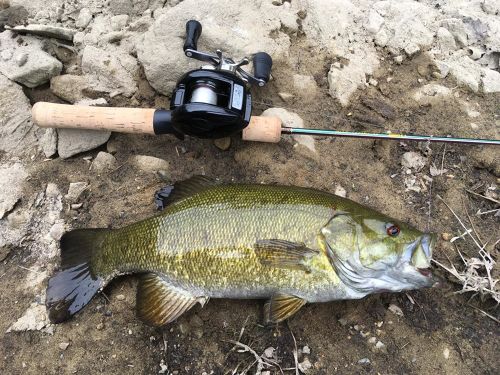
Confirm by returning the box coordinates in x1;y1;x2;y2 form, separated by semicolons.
386;223;400;237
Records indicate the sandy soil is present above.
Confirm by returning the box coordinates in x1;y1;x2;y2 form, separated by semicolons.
1;35;499;375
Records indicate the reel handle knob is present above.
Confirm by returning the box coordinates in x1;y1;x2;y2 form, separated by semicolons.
183;20;202;52
253;52;273;84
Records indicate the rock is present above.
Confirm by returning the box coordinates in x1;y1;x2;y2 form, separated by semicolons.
443;347;450;359
0;74;38;156
445;54;482;92
111;15;129;31
0;6;29;32
436;27;456;54
371;1;435;55
0;31;62;88
132;155;169;172
302;345;311;355
413;84;452;105
328;62;367;107
7;303;49;332
334;185;347;198
388;304;404;316
115;294;125;301
366;9;384;34
137;0;291;95
91;152;117;173
278;92;293;101
368;78;378;86
471;148;500;176
213;137;231;151
76;8;92;29
263;347;275;358
15;52;28;67
81;45;138;98
358;358;370;365
401;152;427;171
51;76;110;104
6;24;76;41
482;68;500;93
96;322;104;330
441;233;452;241
292;74;318;102
58;342;70;350
75;98;108;107
394;55;403;64
298;358;312;373
49;221;65;240
261;108;315;153
482;0;500;15
38;128;58;158
0;163;28;219
373;340;387;353
65;182;88;203
57;129;111;159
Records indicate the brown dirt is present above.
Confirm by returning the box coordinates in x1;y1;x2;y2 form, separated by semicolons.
1;37;499;375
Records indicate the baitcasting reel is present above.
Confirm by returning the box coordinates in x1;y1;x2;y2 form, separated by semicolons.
154;20;273;139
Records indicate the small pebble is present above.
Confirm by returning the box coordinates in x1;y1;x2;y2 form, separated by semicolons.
264;347;275;358
298;358;312;373
59;342;70;350
358;358;370;365
443;347;450;359
116;294;125;301
302;345;311;355
388;304;404;317
96;323;104;330
441;233;452;241
213;137;231;151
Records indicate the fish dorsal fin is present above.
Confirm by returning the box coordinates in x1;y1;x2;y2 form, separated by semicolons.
157;176;217;206
136;273;206;327
264;293;306;324
254;239;319;272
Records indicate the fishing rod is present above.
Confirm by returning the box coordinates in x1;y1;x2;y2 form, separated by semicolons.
32;20;500;148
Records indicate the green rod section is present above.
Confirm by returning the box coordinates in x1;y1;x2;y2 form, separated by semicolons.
283;127;500;146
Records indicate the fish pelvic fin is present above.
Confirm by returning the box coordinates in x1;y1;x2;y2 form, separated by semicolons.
264;293;306;324
136;273;207;327
46;228;109;324
254;239;319;272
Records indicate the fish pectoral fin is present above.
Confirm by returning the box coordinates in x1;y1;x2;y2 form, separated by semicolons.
264;294;306;324
136;273;205;327
254;239;319;272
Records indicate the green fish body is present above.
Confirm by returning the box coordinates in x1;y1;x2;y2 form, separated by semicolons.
47;177;435;326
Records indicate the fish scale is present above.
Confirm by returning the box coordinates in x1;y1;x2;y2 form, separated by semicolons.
94;184;340;299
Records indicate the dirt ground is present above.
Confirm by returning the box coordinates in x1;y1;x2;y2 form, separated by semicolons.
1;35;499;375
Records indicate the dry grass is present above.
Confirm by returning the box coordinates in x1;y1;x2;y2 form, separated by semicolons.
433;195;499;309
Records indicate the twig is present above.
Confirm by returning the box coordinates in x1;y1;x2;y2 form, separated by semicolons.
17;265;44;274
476;208;500;216
287;321;300;375
462;196;484;246
225;340;267;375
467;304;500;324
465;189;500;205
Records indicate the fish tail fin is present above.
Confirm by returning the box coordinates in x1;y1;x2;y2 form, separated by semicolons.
46;228;110;323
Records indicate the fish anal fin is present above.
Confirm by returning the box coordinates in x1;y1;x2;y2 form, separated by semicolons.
254;239;319;272
264;294;306;324
136;273;206;327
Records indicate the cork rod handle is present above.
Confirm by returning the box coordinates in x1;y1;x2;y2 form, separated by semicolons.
32;102;157;135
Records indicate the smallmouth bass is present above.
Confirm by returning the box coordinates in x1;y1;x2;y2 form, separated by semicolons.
47;176;436;326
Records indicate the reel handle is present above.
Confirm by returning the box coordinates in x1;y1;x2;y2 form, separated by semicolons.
253;52;273;83
183;20;202;52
